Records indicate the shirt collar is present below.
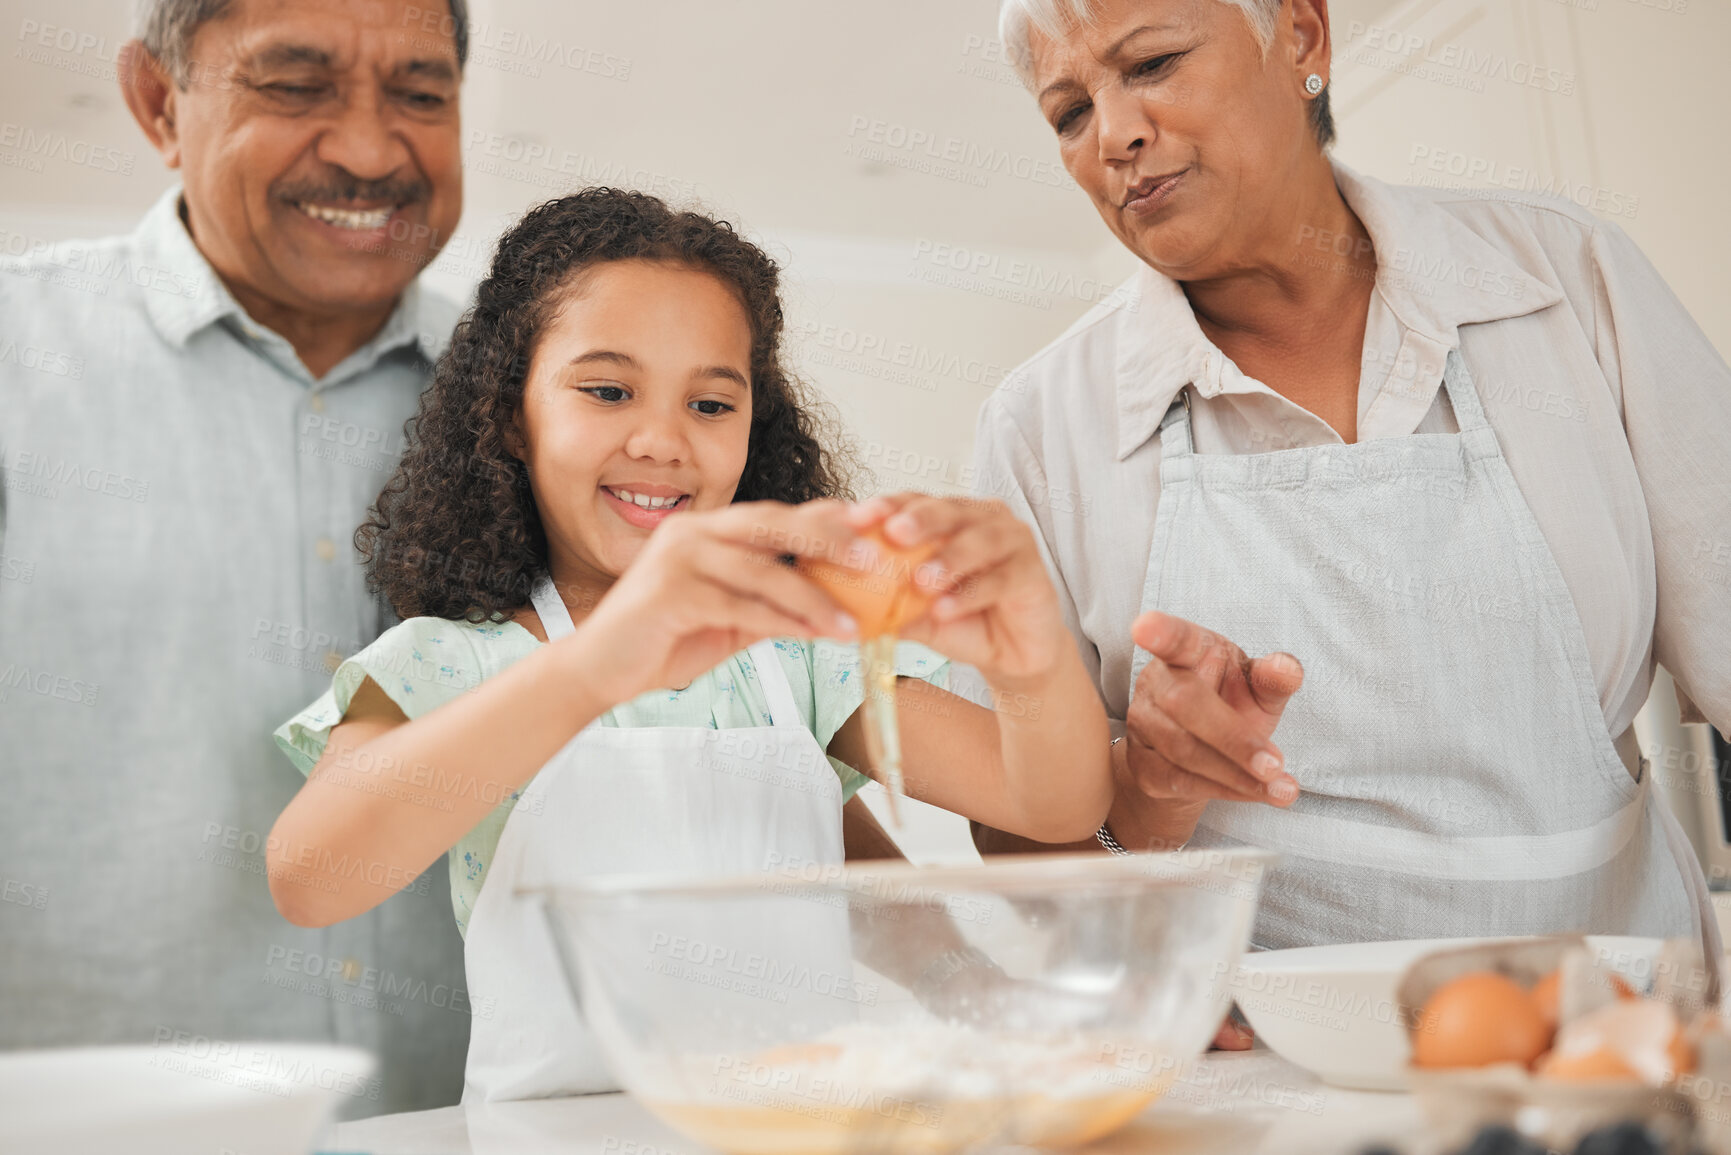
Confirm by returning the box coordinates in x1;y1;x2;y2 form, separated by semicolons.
134;185;238;348
1335;161;1564;345
364;277;452;366
135;184;451;372
1114;159;1566;460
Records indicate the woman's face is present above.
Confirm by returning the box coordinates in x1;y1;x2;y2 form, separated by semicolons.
514;260;755;583
1029;0;1325;278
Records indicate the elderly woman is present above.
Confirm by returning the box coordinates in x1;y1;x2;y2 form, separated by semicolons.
956;0;1731;955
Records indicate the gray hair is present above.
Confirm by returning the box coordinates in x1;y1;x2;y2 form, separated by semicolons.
135;0;471;83
998;0;1334;148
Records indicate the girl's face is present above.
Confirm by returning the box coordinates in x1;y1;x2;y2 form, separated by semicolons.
514;259;755;584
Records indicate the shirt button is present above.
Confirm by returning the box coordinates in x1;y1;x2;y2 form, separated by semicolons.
323;651;344;674
310;394;325;414
315;538;337;562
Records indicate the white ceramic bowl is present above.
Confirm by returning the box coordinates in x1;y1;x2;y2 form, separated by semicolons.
1231;936;1662;1091
0;1042;376;1155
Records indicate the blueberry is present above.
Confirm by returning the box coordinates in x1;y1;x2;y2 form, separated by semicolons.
1574;1122;1663;1155
1457;1125;1549;1155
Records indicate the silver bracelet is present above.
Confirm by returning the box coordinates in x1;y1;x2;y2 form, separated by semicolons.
1095;822;1133;856
1100;736;1132;855
1100;736;1189;855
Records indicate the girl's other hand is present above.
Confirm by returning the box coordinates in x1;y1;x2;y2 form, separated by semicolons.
1213;1011;1255;1051
848;493;1068;687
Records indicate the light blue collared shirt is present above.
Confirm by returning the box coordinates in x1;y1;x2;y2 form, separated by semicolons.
0;187;469;1116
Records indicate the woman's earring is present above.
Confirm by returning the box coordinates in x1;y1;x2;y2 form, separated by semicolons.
1304;73;1325;96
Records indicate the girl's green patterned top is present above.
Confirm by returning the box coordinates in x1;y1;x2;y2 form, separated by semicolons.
274;616;949;935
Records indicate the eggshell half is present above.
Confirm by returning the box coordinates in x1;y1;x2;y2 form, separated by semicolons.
798;527;937;637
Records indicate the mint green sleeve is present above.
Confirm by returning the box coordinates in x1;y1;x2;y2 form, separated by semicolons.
810;640;951;797
272;617;491;776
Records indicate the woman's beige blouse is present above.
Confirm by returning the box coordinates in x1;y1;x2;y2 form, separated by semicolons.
975;161;1731;742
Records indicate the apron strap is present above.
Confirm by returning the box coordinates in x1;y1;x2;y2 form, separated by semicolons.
1439;348;1493;434
1157;386;1194;459
1623;731;1730;999
746;640;803;730
530;575;577;641
1160;354;1487;450
1198;784;1650;882
535;576;803;730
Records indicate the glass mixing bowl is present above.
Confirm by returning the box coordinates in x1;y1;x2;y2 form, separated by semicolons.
533;848;1273;1155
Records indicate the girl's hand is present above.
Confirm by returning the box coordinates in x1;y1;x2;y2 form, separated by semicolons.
849;493;1068;686
564;500;869;704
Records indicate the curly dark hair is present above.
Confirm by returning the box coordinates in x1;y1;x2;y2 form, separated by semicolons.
357;187;854;622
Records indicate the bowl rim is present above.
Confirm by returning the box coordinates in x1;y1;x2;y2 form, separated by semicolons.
518;846;1279;905
1234;934;1668;977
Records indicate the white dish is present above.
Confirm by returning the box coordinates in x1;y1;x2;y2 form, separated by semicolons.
1231;936;1662;1091
0;1042;376;1155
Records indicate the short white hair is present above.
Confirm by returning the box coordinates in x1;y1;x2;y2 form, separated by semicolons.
997;0;1335;146
999;0;1281;89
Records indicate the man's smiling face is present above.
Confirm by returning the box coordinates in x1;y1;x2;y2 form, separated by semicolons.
164;0;463;318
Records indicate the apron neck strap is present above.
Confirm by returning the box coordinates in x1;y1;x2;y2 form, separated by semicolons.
530;575;577;641
1157;386;1194;459
746;640;803;729
1157;354;1489;456
530;573;813;732
1439;349;1492;433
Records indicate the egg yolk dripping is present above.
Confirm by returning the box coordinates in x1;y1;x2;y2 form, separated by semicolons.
798;529;936;826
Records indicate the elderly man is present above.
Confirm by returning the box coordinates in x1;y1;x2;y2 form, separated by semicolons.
0;0;471;1114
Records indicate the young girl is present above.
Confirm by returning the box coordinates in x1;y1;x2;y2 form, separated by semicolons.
267;188;1112;1101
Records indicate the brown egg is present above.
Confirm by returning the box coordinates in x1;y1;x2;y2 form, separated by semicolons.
1412;972;1551;1069
797;527;937;637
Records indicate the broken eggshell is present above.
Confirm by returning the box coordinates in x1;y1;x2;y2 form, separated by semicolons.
1538;998;1691;1084
796;528;938;638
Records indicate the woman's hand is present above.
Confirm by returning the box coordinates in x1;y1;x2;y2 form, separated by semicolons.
849;493;1069;686
1213;1010;1256;1051
565;500;869;703
1111;612;1305;848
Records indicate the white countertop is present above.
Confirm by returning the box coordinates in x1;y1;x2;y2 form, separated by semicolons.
327;1049;1427;1155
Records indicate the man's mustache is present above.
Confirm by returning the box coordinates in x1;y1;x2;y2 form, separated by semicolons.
273;174;430;206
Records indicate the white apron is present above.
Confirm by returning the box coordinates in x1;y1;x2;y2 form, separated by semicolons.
460;578;847;1102
1131;351;1720;962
